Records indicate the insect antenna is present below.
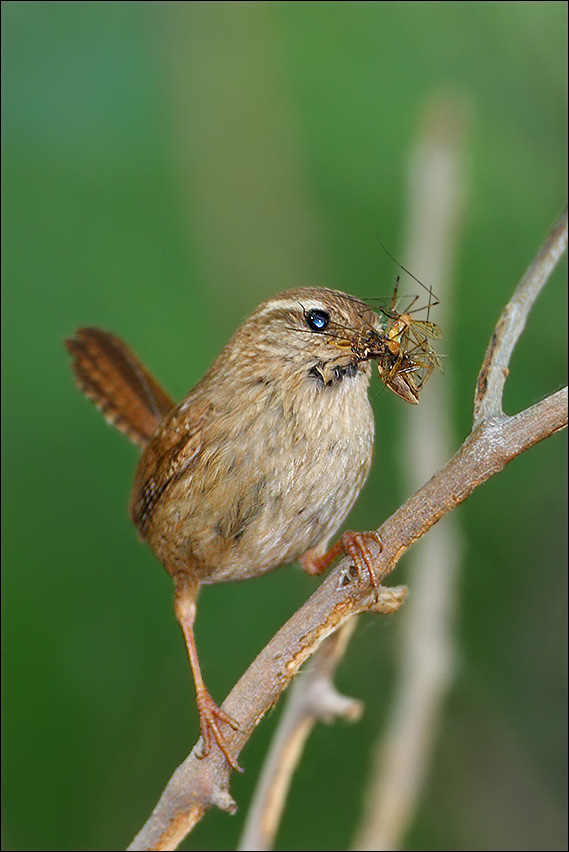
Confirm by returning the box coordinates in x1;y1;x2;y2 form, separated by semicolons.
375;236;440;314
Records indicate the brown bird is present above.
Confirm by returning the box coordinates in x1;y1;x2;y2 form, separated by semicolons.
66;287;423;770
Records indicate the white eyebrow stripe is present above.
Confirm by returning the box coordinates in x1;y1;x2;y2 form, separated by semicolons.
254;298;329;318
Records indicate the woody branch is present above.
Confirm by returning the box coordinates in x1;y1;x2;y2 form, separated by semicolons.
128;207;567;852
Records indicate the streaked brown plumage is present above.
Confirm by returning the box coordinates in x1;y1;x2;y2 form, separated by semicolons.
66;286;418;770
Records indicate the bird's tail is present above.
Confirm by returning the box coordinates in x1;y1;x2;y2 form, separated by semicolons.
65;328;175;449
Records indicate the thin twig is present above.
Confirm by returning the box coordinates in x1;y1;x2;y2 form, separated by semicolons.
474;206;568;424
238;620;363;851
128;212;567;852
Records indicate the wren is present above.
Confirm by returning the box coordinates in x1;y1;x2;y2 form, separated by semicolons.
66;287;421;770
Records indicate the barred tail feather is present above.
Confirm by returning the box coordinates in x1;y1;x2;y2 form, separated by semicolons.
65;328;175;449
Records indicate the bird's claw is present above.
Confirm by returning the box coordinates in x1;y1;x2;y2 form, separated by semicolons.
196;690;243;772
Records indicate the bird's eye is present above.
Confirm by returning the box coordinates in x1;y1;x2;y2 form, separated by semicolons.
305;308;330;332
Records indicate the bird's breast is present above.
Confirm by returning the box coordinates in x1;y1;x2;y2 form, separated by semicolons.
146;363;376;585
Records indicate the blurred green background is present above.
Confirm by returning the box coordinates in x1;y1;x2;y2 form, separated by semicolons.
2;2;567;850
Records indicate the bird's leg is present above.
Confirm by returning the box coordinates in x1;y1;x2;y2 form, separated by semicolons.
300;530;383;602
173;576;243;772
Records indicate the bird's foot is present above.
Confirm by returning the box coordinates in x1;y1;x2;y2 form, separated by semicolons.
196;688;243;773
339;530;382;602
300;530;383;602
